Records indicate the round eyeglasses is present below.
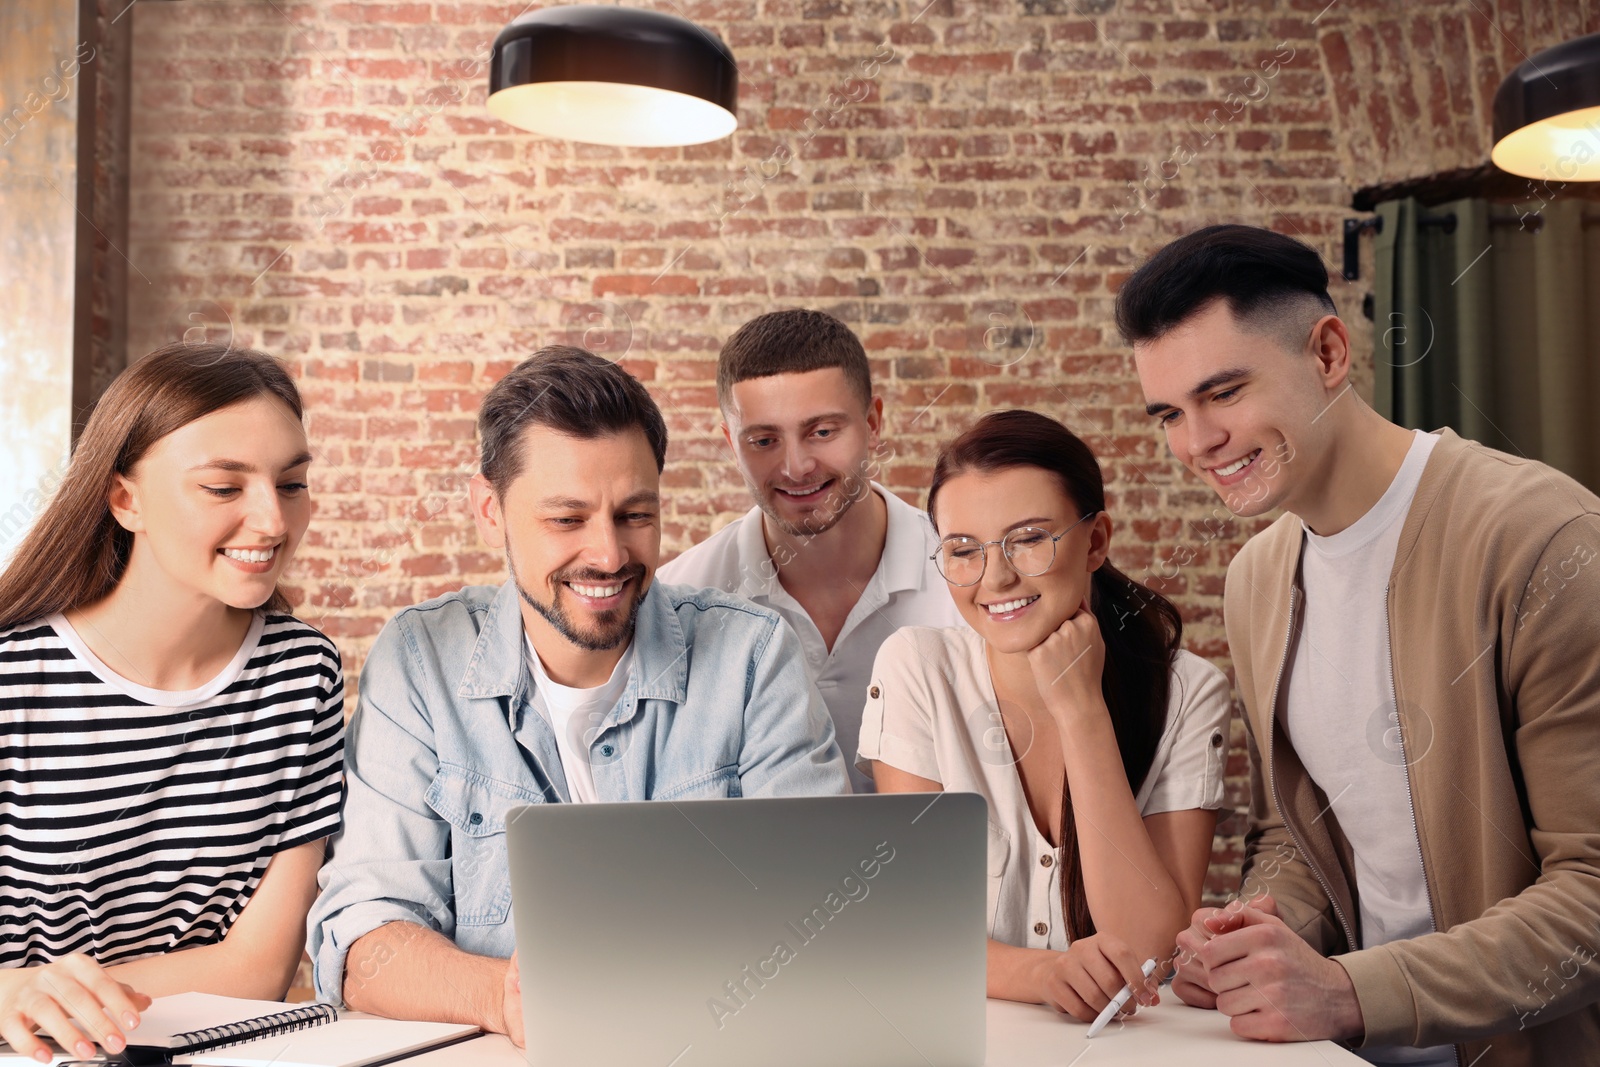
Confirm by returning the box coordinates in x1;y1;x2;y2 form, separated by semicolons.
930;511;1099;587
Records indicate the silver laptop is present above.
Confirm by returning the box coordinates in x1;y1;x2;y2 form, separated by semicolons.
506;792;987;1067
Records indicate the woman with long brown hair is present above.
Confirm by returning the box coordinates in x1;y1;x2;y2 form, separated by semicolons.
0;343;344;1061
859;409;1229;1022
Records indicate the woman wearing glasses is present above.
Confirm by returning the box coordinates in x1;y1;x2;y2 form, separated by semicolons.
859;410;1229;1022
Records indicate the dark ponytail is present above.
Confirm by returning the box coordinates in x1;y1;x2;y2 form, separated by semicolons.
927;409;1182;942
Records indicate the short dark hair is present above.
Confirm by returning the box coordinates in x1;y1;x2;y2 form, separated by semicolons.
1113;224;1337;348
717;308;872;411
479;346;668;492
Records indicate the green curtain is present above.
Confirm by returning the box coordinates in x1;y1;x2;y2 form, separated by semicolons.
1373;196;1600;492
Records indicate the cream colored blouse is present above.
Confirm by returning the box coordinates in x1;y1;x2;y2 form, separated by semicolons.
856;626;1231;952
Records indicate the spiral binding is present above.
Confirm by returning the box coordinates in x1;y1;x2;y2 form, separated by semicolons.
170;1003;339;1054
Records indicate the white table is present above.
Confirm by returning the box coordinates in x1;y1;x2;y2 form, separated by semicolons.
399;998;1364;1065
983;997;1363;1064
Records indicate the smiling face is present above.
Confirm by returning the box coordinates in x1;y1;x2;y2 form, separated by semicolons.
1134;299;1342;517
723;367;883;538
472;425;661;657
931;466;1110;656
110;394;313;610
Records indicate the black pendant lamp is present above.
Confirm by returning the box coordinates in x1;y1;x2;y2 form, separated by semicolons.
1492;30;1600;181
487;5;738;147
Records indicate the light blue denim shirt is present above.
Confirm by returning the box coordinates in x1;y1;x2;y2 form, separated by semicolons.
307;579;850;1003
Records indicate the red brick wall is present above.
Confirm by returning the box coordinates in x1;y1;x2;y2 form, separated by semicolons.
124;0;1595;900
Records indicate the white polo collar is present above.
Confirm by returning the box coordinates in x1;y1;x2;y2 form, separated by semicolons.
732;481;937;602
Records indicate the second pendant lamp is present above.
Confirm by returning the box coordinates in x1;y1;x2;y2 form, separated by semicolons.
487;5;739;148
1492;31;1600;181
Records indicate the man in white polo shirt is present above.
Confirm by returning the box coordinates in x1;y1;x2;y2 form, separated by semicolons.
659;309;963;793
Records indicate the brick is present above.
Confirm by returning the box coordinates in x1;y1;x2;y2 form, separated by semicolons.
594;275;700;297
1287;128;1335;153
362;360;413;383
404;249;451;270
904;53;1013;76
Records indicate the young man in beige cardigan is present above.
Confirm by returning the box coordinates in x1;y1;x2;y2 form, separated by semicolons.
1123;224;1600;1067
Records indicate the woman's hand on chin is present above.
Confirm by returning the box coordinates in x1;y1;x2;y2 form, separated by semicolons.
0;954;151;1062
1026;595;1107;723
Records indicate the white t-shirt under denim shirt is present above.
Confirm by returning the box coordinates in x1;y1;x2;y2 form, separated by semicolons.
524;634;635;804
1286;429;1453;1067
856;626;1231;951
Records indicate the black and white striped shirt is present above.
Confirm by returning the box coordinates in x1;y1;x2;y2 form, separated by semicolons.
0;612;345;968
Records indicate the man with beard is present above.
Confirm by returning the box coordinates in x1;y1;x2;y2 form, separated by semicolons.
658;309;962;793
307;347;850;1046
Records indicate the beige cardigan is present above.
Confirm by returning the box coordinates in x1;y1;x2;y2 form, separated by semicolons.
1225;429;1600;1067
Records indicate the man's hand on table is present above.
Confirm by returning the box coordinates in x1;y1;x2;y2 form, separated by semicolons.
1173;894;1366;1044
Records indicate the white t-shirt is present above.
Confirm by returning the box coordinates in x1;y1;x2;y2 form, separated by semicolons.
658;483;965;794
524;636;635;804
856;626;1231;951
1286;429;1453;1067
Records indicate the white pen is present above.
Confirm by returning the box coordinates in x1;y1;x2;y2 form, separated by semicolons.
1084;957;1157;1038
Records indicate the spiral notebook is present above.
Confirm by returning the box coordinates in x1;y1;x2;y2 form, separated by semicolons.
0;992;479;1067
